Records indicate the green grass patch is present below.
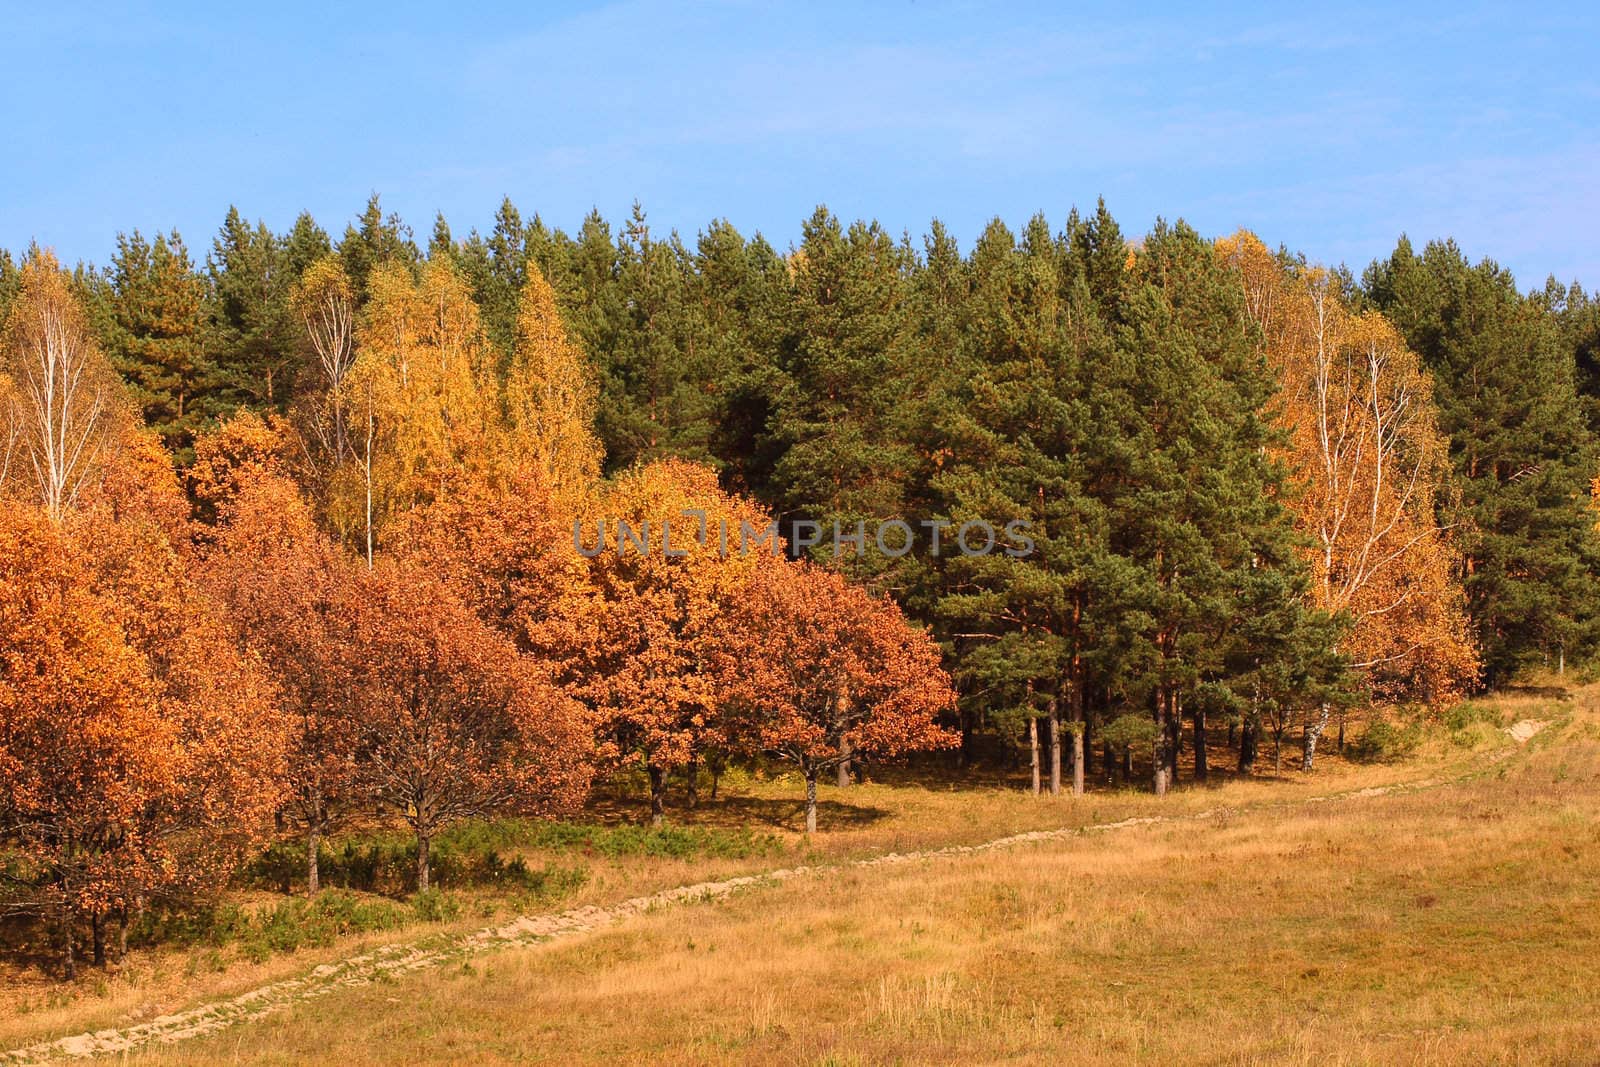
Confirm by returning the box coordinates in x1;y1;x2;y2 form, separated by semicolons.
244;838;589;899
436;818;786;860
131;890;446;963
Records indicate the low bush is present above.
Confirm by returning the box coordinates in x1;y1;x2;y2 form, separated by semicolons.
436;819;785;860
1350;715;1424;762
245;839;588;898
1443;699;1503;733
132;890;417;962
408;888;461;924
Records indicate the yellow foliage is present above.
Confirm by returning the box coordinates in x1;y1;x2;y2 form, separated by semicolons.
0;251;127;520
1219;230;1478;700
505;263;602;496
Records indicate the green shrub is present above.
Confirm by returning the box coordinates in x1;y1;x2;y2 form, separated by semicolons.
244;837;591;897
1351;717;1424;762
1443;700;1502;733
436;819;784;861
131;891;410;961
409;888;461;923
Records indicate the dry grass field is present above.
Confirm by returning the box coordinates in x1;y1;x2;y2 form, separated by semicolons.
3;688;1596;1065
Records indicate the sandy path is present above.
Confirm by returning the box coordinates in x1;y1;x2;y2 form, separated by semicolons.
0;719;1551;1065
1506;718;1549;743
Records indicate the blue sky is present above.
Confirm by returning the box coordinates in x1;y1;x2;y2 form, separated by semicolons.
4;1;1597;287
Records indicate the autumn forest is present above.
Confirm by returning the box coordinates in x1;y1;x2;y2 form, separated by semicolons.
3;195;1600;981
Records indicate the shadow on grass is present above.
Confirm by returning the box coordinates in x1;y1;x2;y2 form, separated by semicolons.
581;728;1334;825
1500;684;1574;701
0;925;67;983
585;791;893;832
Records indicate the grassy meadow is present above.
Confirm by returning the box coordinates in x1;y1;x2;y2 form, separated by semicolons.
2;688;1595;1065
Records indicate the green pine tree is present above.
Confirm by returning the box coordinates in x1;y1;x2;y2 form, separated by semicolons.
1364;238;1600;680
339;194;418;304
770;207;917;582
100;229;214;459
1098;217;1338;786
206;207;301;412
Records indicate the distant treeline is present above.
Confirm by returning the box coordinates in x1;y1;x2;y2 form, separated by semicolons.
4;195;1599;773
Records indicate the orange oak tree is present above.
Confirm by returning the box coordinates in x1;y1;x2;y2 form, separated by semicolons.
730;560;958;832
71;443;287;936
0;502;173;977
2;403;286;974
186;408;302;530
201;464;363;894
344;559;590;890
572;459;780;822
390;467;604;682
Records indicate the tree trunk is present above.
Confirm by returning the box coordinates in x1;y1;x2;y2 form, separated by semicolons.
92;913;105;968
1154;687;1171;796
1121;745;1133;784
1070;684;1085;796
1028;717;1040;796
417;831;431;893
1167;691;1182;783
1048;695;1062;796
1239;711;1258;776
685;756;700;809
62;910;76;981
647;762;666;826
1071;727;1085;797
307;823;321;896
1194;702;1208;783
1082;710;1095;780
1302;702;1331;772
117;905;131;962
804;769;818;834
710;753;724;800
837;736;852;788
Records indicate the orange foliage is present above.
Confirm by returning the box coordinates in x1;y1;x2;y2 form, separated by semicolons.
201;467;363;893
0;504;171;973
401;456;958;827
70;475;288;905
188;409;301;527
571;460;780;819
729;560;958;831
85;426;191;545
390;467;603;684
2;413;288;974
1218;231;1478;700
343;560;591;890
